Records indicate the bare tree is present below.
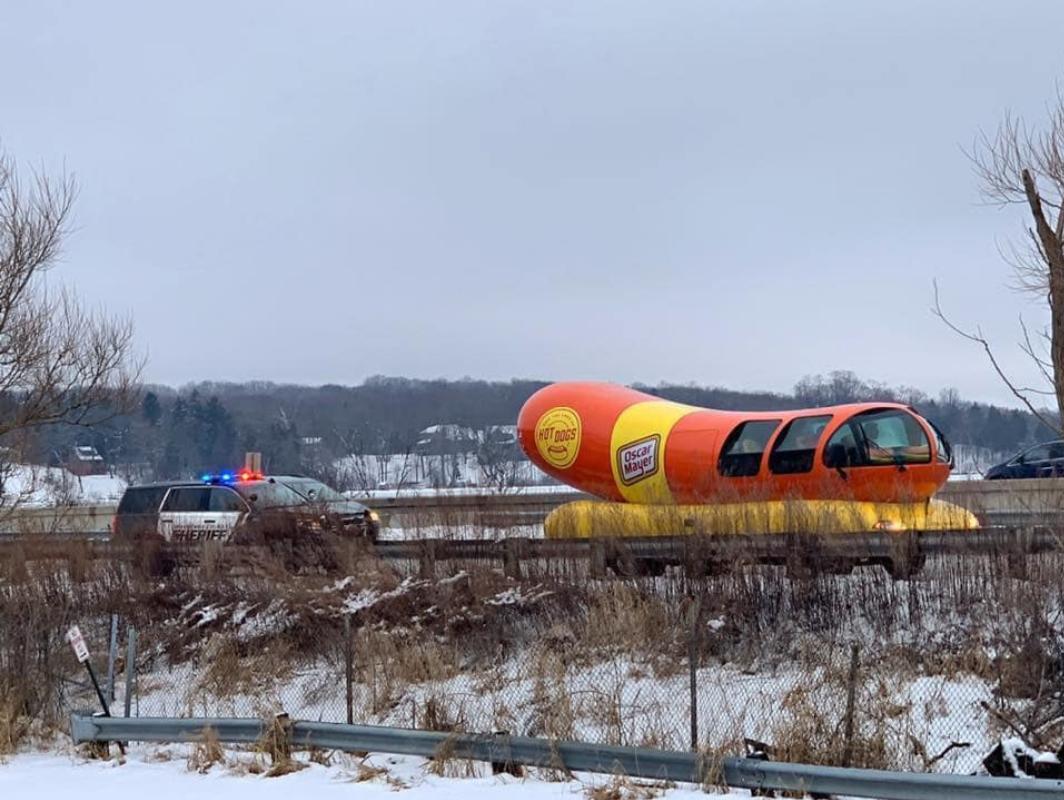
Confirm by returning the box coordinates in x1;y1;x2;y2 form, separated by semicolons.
935;93;1064;434
0;147;140;504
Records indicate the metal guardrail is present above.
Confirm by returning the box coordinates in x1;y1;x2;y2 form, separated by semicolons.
69;714;1064;800
5;527;1064;579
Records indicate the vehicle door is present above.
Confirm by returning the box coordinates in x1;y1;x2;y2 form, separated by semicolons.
205;486;249;541
1017;444;1052;478
158;487;217;543
822;409;935;501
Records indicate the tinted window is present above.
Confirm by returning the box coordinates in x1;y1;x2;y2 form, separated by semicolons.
825;409;931;468
117;487;168;515
161;487;210;512
208;487;247;512
769;415;832;475
1020;442;1064;463
718;420;780;478
1021;444;1051;463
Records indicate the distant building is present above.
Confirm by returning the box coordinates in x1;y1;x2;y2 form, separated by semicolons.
66;445;107;477
415;424;479;455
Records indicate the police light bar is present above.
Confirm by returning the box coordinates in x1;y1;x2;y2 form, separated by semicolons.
201;470;263;484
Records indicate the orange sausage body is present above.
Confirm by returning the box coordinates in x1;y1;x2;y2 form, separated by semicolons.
516;382;950;505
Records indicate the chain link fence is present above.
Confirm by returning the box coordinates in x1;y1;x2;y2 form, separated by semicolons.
73;548;1060;777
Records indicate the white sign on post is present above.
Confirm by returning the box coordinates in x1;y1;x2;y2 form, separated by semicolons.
66;625;90;663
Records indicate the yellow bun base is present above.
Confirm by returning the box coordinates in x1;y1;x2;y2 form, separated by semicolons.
544;498;979;539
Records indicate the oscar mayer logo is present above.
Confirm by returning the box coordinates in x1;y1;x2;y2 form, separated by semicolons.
535;407;582;469
617;434;660;485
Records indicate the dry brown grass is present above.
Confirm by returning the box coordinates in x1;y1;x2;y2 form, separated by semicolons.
8;523;1064;771
426;733;481;778
186;727;225;773
0;692;23;756
585;776;670;800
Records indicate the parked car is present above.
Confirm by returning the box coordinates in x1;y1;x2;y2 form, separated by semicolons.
985;441;1064;479
111;471;380;543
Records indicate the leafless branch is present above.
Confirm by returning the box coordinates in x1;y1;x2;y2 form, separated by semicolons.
952;92;1064;427
932;282;1059;434
0;147;142;462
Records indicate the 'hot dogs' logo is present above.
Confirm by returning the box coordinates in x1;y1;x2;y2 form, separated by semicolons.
535;407;582;469
617;435;660;485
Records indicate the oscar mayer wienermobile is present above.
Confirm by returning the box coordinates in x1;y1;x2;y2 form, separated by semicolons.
516;382;978;538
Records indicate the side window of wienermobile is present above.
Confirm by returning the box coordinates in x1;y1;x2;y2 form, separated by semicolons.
825;409;931;467
824;422;863;468
769;415;832;474
718;420;781;477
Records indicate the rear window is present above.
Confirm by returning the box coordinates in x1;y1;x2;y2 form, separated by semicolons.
117;487;169;515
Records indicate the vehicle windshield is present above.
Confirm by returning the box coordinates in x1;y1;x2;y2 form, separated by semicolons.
234;481;309;510
281;478;348;503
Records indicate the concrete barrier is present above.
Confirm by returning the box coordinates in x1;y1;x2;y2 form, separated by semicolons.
938;478;1064;525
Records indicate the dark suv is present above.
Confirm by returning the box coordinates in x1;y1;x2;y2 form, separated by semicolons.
112;472;380;543
985;441;1064;480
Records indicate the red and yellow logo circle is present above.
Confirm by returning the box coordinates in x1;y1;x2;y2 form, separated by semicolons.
534;407;582;469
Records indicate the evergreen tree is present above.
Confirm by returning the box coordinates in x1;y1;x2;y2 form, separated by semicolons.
142;392;162;427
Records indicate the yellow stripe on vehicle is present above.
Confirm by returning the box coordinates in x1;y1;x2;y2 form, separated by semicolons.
609;400;695;504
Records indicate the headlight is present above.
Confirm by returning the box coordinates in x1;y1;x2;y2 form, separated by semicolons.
368;510;380;523
874;519;904;531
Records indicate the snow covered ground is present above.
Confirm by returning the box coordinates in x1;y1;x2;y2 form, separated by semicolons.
0;747;745;799
1;464;127;507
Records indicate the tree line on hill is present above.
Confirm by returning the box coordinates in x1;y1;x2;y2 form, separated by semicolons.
23;371;1053;484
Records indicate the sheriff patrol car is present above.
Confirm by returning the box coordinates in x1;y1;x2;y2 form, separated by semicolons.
111;471;380;543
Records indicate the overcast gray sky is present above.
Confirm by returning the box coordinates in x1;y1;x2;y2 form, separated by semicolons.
3;1;1064;404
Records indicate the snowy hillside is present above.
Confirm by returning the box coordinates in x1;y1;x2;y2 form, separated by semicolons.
1;465;127;507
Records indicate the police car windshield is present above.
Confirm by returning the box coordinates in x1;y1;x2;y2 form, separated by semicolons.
235;481;307;510
282;479;347;503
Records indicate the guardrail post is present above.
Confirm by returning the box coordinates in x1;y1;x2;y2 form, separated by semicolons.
418;541;436;579
503;538;524;579
490;730;522;776
1007;527;1030;580
589;540;607;578
265;713;293;765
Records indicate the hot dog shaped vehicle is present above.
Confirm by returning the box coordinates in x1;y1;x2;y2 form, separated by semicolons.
516;382;977;537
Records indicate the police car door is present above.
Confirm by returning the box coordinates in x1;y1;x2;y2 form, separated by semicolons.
158;487;211;542
158;486;245;543
205;486;248;541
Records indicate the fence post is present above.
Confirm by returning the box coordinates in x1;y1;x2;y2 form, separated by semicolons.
124;627;137;718
503;538;524;579
106;614;119;702
842;643;860;767
344;616;354;725
686;596;703;751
